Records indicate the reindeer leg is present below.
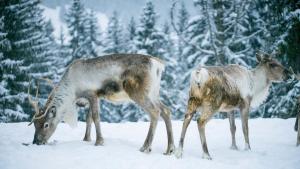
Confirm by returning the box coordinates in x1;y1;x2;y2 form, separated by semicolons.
159;102;175;155
175;98;197;158
91;97;104;146
295;115;298;131
139;100;160;153
240;102;251;150
228;111;238;150
197;110;214;160
83;108;92;142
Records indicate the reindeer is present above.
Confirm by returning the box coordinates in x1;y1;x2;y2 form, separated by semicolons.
175;52;294;159
28;54;175;155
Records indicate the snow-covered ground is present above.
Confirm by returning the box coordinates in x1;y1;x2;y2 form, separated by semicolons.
0;119;299;169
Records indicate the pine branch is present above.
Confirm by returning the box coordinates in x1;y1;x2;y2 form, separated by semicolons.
170;1;214;56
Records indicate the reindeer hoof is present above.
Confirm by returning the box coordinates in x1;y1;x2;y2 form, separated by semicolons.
202;153;212;160
163;145;175;155
95;139;104;146
230;144;238;150
83;137;91;142
175;147;183;159
139;146;152;153
244;143;251;151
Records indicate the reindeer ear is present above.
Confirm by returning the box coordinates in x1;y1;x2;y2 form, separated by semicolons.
48;106;56;118
262;53;272;63
264;54;271;60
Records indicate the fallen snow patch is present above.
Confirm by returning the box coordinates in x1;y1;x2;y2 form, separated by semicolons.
0;119;299;169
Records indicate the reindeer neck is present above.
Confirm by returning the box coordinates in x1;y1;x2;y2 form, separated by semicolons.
250;66;271;107
51;75;76;122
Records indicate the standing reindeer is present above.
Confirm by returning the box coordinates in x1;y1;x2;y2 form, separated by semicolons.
28;54;175;155
175;52;294;159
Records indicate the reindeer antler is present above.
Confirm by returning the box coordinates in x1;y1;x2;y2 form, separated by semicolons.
39;77;55;88
28;80;49;126
28;80;40;126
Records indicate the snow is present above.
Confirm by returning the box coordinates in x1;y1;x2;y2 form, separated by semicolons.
94;11;109;31
0;119;299;169
40;5;69;42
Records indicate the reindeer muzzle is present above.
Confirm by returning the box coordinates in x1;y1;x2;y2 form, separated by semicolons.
33;134;46;145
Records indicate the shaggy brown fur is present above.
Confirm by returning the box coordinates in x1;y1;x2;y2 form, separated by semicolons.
176;52;293;160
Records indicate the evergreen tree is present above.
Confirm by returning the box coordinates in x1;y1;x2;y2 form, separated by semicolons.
176;1;189;63
161;22;174;60
0;15;13;122
47;26;71;83
0;0;54;122
125;17;137;53
135;1;165;57
56;27;72;81
103;11;124;54
43;20;62;83
65;0;87;60
82;10;102;58
45;20;55;42
181;11;208;68
169;2;191;118
159;21;184;119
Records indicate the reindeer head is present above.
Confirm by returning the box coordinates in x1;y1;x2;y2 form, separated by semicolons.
28;82;59;145
256;51;294;83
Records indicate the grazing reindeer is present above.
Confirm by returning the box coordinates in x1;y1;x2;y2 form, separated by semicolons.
28;54;175;155
175;52;294;159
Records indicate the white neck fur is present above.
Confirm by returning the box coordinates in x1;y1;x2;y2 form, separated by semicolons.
250;66;271;108
51;77;77;127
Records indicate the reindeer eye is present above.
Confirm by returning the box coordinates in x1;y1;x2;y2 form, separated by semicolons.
269;63;278;68
44;123;49;129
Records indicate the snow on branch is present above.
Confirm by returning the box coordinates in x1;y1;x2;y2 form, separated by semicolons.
170;1;214;55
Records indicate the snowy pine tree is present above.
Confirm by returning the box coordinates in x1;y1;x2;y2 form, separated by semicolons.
55;27;72;81
161;22;174;60
176;2;190;64
125;17;137;53
103;11;124;54
135;1;165;57
0;0;55;122
65;0;88;60
0;15;12;122
168;2;192;118
82;10;102;58
159;22;186;119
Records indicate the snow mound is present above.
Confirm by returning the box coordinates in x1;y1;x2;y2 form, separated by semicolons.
0;119;299;169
